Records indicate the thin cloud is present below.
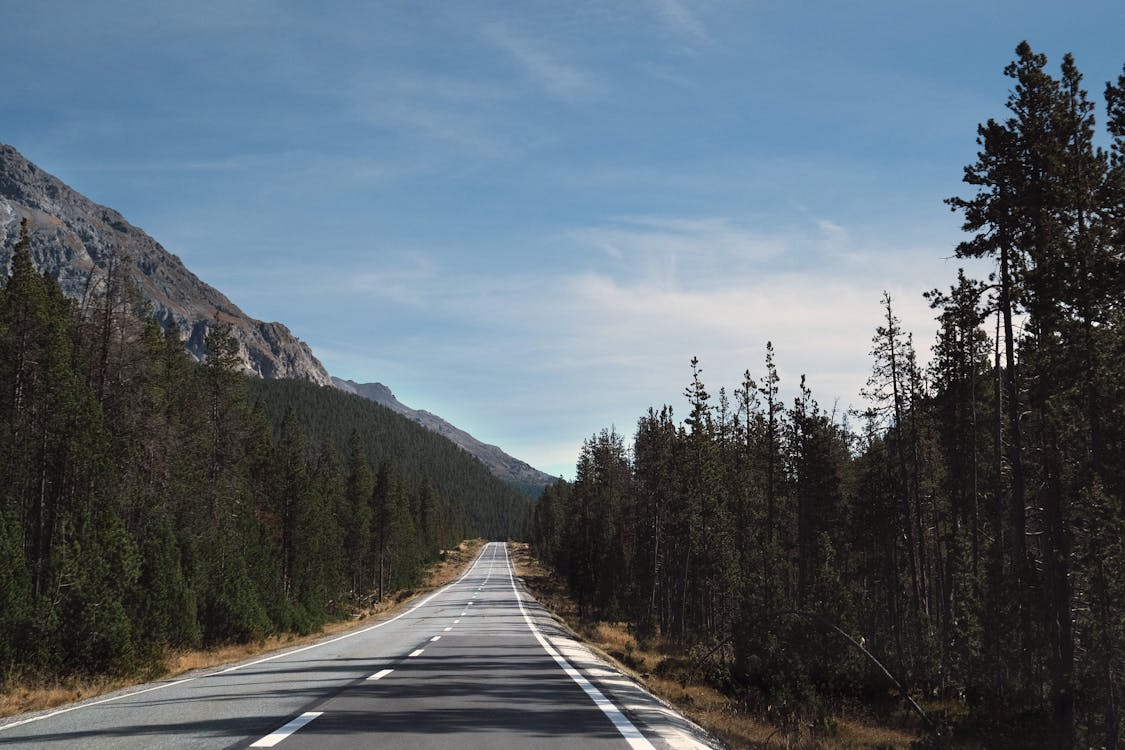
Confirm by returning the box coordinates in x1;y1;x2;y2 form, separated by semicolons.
481;23;603;101
350;69;515;104
300;221;946;477
650;0;714;47
570;215;804;288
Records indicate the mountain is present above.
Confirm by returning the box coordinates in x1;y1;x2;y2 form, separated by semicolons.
333;377;556;497
0;144;331;385
248;378;531;539
0;144;552;498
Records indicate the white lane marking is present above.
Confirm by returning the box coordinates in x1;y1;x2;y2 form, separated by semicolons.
453;619;461;624
409;648;424;657
503;545;655;750
430;635;442;642
217;544;493;675
0;678;197;731
250;711;322;747
367;668;394;681
460;611;467;616
444;626;452;632
0;545;496;734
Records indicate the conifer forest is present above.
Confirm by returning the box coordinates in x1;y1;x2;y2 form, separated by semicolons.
0;215;530;678
531;45;1125;747
2;40;1124;749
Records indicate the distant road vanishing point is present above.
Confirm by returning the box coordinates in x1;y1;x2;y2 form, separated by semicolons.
0;542;722;749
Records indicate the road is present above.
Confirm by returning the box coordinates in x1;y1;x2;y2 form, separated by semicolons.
0;542;720;749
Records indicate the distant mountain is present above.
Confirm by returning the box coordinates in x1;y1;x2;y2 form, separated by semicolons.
0;144;331;385
333;377;556;497
249;378;531;539
0;144;552;498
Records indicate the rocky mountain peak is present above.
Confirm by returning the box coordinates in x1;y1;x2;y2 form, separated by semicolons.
0;144;331;385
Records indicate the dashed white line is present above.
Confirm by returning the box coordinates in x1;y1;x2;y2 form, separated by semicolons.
366;668;393;681
409;648;424;657
216;544;494;676
250;711;322;747
430;635;442;642
444;626;452;631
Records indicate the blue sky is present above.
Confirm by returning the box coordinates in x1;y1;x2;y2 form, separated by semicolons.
4;1;1123;477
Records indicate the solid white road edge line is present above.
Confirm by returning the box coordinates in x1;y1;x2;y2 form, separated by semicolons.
502;544;655;750
0;678;197;732
0;544;494;733
250;711;323;747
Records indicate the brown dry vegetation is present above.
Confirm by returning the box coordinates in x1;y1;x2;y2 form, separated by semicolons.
508;541;923;750
0;539;485;720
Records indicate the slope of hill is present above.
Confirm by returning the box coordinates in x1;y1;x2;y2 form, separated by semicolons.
333;377;555;496
0;144;330;385
0;143;551;502
250;378;531;538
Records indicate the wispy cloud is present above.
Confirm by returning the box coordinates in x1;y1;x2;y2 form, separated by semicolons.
342;69;520;159
350;69;515;105
649;0;714;47
481;23;603;101
228;208;953;478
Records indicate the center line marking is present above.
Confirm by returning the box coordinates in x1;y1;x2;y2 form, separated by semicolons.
367;668;393;681
409;648;424;657
251;711;322;747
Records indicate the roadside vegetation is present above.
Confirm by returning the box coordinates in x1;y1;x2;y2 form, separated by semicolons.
528;44;1125;749
1;539;483;719
512;542;922;749
0;214;527;697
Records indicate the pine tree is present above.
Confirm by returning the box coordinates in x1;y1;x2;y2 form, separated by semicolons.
344;431;374;598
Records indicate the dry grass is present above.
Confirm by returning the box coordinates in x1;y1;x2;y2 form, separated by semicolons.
0;538;486;720
508;542;921;750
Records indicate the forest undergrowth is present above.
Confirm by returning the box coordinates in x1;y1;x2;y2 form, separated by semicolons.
511;542;929;750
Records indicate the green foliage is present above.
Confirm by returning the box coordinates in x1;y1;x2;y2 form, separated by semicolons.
0;230;524;680
0;509;31;667
534;41;1125;750
245;377;530;540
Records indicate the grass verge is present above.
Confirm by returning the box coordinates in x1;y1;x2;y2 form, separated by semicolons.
0;538;485;720
507;541;923;750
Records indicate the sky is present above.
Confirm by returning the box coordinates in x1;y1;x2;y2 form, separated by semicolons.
3;1;1123;478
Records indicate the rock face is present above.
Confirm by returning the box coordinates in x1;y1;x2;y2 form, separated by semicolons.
0;144;331;385
333;377;555;496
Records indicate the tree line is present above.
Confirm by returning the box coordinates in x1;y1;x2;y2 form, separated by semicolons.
245;377;532;541
530;43;1124;748
0;222;525;678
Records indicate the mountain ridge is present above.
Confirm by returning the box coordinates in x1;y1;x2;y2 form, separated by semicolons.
0;144;554;497
0;143;331;385
333;377;555;496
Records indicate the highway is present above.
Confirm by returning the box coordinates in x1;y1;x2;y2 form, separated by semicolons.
0;542;720;749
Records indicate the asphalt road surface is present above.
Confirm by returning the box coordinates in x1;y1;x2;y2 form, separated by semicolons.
0;542;721;749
